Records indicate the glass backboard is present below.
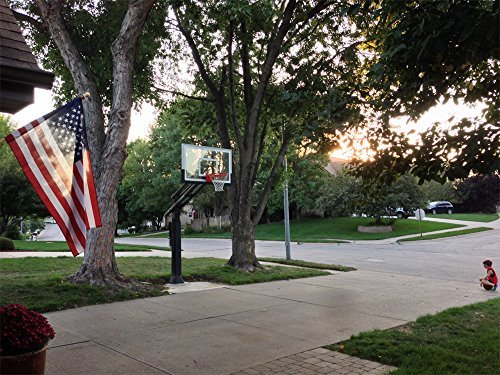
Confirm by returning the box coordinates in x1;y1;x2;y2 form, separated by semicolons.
181;144;232;184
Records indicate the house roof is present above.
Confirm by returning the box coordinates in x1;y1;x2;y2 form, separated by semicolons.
325;156;348;175
0;0;54;113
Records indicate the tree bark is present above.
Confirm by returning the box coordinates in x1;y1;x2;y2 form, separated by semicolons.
228;204;259;270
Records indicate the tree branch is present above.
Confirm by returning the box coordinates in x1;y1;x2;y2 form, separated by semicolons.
244;0;297;185
227;21;243;149
11;9;47;32
154;86;213;102
105;0;157;153
173;6;220;98
172;4;231;151
252;134;289;225
251;120;268;187
34;0;105;167
239;19;253;116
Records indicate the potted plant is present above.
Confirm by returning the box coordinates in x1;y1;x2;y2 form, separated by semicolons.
0;304;55;375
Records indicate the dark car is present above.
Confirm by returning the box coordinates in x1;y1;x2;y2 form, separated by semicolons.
426;201;454;215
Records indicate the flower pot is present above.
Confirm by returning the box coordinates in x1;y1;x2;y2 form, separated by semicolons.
0;346;47;375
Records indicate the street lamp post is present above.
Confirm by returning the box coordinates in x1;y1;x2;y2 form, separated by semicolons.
283;121;291;260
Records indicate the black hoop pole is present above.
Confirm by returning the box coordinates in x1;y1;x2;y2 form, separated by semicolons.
166;183;205;284
169;205;184;284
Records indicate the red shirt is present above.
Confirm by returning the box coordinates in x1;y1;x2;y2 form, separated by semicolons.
487;267;498;285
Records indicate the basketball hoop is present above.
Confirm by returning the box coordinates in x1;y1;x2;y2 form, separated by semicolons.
206;173;228;192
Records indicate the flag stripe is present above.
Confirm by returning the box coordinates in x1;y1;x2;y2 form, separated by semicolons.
25;129;88;236
74;162;90;229
33;125;87;220
34;124;72;185
84;151;101;227
7;140;84;255
16;134;86;252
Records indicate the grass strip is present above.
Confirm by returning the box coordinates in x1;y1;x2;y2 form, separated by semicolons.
427;213;498;222
259;257;356;272
398;227;492;242
0;257;329;312
10;240;168;252
182;217;463;241
121;218;463;241
325;299;500;374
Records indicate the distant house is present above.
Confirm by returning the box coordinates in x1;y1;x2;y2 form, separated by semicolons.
325;156;348;175
0;0;54;113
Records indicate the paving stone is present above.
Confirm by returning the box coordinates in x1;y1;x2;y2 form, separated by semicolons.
328;363;342;370
317;367;332;374
309;348;331;355
252;364;270;372
303;363;319;370
365;361;382;368
297;369;317;375
236;347;399;375
315;361;330;368
242;368;260;374
335;368;352;374
304;357;322;364
296;352;312;359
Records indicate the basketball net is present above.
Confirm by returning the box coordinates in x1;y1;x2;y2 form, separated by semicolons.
206;173;228;192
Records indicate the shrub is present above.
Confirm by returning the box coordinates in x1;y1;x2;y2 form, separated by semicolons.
367;218;396;226
0;237;15;251
183;226;198;235
202;226;231;234
4;224;21;240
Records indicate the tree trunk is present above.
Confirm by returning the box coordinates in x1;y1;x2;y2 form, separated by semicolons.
33;0;157;288
228;215;260;271
69;150;125;286
227;181;261;271
295;205;302;222
0;216;8;236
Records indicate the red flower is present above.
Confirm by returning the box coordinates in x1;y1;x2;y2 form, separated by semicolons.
0;304;55;356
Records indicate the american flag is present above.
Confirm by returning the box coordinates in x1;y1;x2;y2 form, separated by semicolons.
4;97;101;256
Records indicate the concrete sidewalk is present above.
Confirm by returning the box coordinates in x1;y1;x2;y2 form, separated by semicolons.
44;269;498;375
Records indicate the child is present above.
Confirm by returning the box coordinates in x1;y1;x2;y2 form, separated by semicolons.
479;259;498;291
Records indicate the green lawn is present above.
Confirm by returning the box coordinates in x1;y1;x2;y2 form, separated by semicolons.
184;217;463;241
326;299;500;374
10;240;168;252
0;257;329;312
399;227;493;242
427;213;499;222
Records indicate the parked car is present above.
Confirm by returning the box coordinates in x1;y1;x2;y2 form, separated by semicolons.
395;208;414;219
425;201;454;215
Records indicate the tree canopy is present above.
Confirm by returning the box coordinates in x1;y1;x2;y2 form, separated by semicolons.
0;116;47;236
349;0;499;183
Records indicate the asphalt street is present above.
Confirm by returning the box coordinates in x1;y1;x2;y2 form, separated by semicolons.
26;217;500;283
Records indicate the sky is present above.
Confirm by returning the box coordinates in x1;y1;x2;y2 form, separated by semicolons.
10;88;158;142
9;88;485;160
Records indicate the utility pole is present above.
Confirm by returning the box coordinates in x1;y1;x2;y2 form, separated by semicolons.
283;121;291;260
